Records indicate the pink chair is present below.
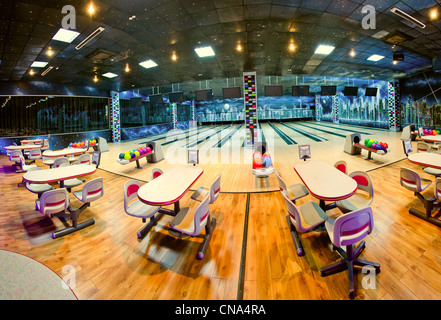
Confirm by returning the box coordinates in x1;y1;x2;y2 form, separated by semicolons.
35;188;69;217
320;206;380;299
151;168;163;180
124;180;162;239
191;174;221;204
334;160;348;174
169;193;216;259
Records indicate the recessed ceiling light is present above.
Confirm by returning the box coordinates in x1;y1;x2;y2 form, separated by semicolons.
102;72;118;78
367;54;385;62
52;28;80;43
139;59;158;69
314;44;335;55
194;46;215;57
31;61;48;68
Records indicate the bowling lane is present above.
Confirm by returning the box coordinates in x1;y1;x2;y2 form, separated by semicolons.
286;121;348;142
308;121;389;133
303;121;373;135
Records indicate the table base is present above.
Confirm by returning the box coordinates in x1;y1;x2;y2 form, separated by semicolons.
408;192;441;227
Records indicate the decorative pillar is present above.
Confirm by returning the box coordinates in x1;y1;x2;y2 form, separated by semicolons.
388;82;401;132
315;94;321;121
332;92;339;124
243;72;257;148
110;91;121;142
171;102;177;130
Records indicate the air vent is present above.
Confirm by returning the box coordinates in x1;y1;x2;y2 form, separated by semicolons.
75;26;105;50
41;66;54;76
390;7;426;29
382;30;414;45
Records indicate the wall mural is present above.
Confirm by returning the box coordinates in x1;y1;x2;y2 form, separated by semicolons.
400;71;441;129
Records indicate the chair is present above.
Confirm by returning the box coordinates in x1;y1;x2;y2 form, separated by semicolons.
417;141;431;153
414;142;441;176
334;160;348;174
17;154;37;173
124;180;162;239
35;188;69;218
27;148;42;165
25;167;53;198
320;206;380;299
8;150;21;168
40;138;49;151
76;153;91;165
281;190;329;256
275;171;309;203
191;173;221;204
169;193;216;259
151;168;163;180
52;157;69;168
49;178;104;239
336;171;374;213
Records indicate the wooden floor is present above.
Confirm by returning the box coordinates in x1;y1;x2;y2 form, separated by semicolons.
1;121;441;300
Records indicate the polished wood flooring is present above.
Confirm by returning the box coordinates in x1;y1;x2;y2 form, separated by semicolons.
1;121;441;300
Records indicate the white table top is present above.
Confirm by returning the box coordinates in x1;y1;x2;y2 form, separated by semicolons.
408;152;441;170
21;139;42;144
420;135;441;143
43;148;88;157
22;164;96;184
294;160;358;201
5;145;42;150
138;166;203;206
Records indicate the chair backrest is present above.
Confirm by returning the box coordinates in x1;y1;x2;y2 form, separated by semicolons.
151;168;163;180
76;153;91;165
19;154;26;170
334;160;348;174
8;150;21;162
209;174;221;204
435;178;441;201
193;194;210;235
417;141;430;153
38;188;69;216
280;190;308;232
42;139;49;148
124;180;142;213
28;148;41;159
52;157;69;168
349;171;373;198
275;171;287;192
78;177;104;203
330;206;374;247
400;167;425;193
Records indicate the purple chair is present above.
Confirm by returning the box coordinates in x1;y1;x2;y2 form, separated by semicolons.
320;206;380;299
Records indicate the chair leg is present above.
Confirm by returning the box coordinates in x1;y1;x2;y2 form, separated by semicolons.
137;211;164;239
197;217;216;260
286;214;304;256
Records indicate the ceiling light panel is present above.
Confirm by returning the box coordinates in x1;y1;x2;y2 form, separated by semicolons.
52;28;80;43
139;59;158;69
194;46;215;57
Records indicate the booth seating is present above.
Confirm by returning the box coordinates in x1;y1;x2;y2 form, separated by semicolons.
334;160;348;174
400;167;441;227
124;180;162;239
52;177;103;239
169;193;216;260
320;206;380;299
191;174;221;204
275;171;309;203
280;189;328;256
151;168;163;180
336;171;374;213
25;167;53;199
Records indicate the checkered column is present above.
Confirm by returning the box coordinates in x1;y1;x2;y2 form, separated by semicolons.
315;94;321;121
110;91;121;142
243;72;257;148
388;81;401;131
171;102;177;130
332;92;339;124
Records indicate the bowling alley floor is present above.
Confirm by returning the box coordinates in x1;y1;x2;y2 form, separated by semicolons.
2;120;441;301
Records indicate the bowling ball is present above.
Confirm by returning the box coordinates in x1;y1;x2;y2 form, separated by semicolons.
142;147;147;154
371;143;377;149
384;143;388;149
119;153;125;159
376;144;382;150
146;147;151;153
253;159;263;169
124;154;131;160
130;152;135;159
263;157;272;167
134;151;140;157
364;139;369;145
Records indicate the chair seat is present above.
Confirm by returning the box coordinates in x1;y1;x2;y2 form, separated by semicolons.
60;178;84;188
287;183;309;201
402;177;432;192
125;200;160;219
296;201;328;231
169;207;197;236
191;187;210;202
26;183;52;194
336;193;373;212
423;167;441;176
22;164;37;171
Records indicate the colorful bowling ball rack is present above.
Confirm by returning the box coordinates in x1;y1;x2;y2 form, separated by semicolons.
117;146;153;169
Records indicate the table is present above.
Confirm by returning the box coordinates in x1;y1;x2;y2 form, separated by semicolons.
22;164;96;188
420;135;441;143
137;165;203;235
408;153;441;170
42;148;88;158
294;160;358;210
20;139;42;145
5;145;41;151
0;250;77;300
